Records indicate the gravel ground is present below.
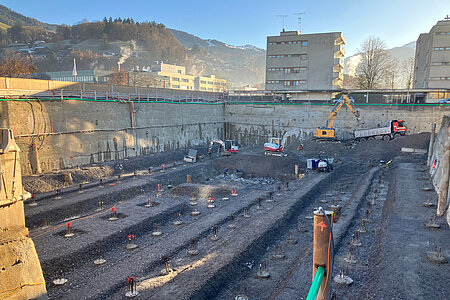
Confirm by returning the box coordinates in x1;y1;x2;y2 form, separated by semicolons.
25;133;449;300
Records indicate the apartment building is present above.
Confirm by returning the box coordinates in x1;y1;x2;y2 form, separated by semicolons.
265;30;345;91
194;75;228;92
414;18;450;90
151;63;196;90
148;63;228;92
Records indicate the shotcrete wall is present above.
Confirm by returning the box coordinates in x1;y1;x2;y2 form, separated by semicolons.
1;97;449;176
2;100;224;175
225;103;449;144
428;115;450;224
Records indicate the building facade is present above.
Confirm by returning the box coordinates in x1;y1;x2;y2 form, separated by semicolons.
33;70;112;84
414;18;450;89
265;30;345;91
138;63;228;92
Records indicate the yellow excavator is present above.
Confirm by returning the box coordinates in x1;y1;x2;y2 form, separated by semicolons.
314;95;360;139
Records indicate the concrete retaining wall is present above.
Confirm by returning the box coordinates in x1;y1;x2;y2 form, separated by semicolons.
1;97;448;176
225;103;449;143
429;115;450;224
2;100;224;175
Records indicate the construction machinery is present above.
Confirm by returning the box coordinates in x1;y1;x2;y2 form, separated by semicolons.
264;128;304;156
314;95;360;139
208;139;239;156
354;120;407;141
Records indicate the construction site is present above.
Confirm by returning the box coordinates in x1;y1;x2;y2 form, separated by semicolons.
0;77;449;300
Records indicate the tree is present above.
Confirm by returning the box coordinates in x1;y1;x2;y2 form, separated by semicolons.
109;67;128;85
383;57;399;89
402;57;415;89
355;37;391;89
0;52;37;77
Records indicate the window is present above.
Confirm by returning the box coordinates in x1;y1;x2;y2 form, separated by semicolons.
172;77;180;81
177;70;182;74
208;81;213;84
201;80;206;84
434;47;450;51
208;88;213;91
173;85;180;88
201;87;206;90
302;41;308;47
284;68;291;74
182;78;189;82
300;54;308;60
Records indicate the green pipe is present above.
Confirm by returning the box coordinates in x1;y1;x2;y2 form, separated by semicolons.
306;266;325;300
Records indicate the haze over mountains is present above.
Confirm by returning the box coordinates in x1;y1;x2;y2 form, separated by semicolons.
0;4;415;88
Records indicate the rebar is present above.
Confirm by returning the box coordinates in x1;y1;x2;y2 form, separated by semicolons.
188;238;199;256
427;246;447;264
351;231;361;247
55;188;61;200
173;213;183;226
228;214;236;229
257;198;263;210
152;223;162;236
94;246;106;266
53;269;68;286
211;225;219;241
297;220;307;233
126;234;138;250
425;215;440;229
235;286;248;300
191;204;200;216
256;261;270;279
333;263;353;286
287;231;297;245
125;276;139;298
207;197;215;208
243;206;251;218
343;246;356;264
272;243;285;260
160;255;172;275
357;218;366;233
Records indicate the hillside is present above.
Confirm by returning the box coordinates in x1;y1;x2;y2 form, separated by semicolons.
0;4;56;31
170;29;265;87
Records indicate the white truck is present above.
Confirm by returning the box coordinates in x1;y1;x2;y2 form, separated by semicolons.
354;120;407;141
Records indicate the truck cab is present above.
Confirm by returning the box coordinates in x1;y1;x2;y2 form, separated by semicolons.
391;120;407;135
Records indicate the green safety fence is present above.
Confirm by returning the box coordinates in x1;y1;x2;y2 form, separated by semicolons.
0;98;449;107
0;98;224;105
306;266;325;300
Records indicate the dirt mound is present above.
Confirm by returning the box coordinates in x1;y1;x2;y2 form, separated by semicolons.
171;183;231;199
23;165;113;194
212;153;303;180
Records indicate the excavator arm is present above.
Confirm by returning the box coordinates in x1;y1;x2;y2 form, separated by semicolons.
280;128;304;149
326;95;360;129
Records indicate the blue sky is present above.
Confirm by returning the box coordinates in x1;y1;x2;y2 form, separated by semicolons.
2;0;450;55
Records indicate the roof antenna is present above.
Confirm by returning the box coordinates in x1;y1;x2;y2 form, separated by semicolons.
294;12;305;33
277;14;288;32
445;15;450;20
